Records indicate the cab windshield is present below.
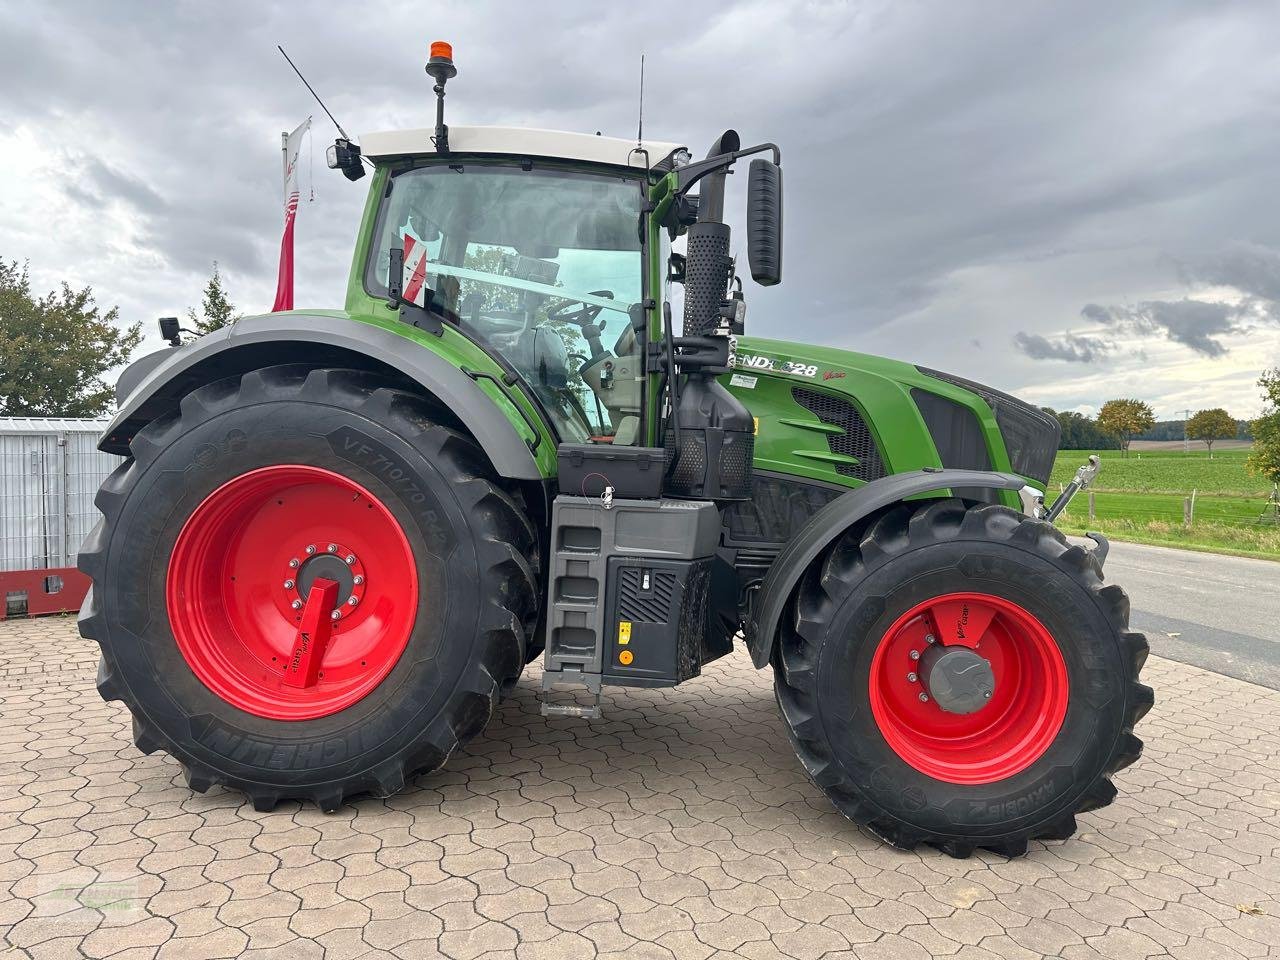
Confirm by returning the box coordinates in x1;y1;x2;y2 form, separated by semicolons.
369;163;646;443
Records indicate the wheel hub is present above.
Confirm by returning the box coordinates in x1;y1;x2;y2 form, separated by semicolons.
867;591;1069;784
918;644;995;714
167;465;418;720
285;542;365;619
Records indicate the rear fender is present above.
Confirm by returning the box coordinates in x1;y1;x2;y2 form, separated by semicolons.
745;468;1031;668
103;313;548;480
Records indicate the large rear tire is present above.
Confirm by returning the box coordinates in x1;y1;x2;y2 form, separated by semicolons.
79;365;537;811
774;499;1152;857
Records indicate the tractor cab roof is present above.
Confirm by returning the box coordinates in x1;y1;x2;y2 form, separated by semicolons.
359;125;685;172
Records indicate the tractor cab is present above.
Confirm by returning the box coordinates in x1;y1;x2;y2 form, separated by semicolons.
355;126;682;446
338;42;785;497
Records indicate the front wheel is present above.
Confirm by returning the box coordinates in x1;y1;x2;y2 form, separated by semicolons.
79;366;537;812
774;499;1152;857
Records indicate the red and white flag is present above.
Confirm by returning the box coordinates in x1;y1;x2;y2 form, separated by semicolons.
402;233;430;306
271;117;311;312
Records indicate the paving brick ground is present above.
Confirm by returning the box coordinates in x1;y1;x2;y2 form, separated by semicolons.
1;615;1278;960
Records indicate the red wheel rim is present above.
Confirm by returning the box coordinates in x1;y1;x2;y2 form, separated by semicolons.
868;592;1068;784
167;465;418;720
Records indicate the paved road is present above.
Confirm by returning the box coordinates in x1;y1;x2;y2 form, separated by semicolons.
3;616;1280;960
1084;539;1280;691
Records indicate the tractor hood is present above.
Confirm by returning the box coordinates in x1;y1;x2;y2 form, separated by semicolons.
728;336;1059;487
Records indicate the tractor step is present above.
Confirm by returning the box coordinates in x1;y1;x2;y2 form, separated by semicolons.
540;701;603;720
540;669;603;720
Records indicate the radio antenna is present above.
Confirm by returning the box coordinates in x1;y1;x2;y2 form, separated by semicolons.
278;45;352;141
636;54;645;145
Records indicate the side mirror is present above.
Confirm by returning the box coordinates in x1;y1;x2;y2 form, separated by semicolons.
746;158;783;286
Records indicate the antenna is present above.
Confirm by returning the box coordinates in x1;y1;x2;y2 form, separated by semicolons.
277;45;351;141
636;54;645;145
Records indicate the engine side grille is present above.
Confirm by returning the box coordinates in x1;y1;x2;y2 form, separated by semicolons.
791;387;887;482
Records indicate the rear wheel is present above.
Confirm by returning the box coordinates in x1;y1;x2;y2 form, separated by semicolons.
79;365;537;811
774;499;1152;857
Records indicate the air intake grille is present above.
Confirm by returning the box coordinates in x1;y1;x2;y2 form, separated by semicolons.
617;568;677;623
791;387;887;482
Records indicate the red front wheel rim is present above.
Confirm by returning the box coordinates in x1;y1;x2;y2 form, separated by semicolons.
868;592;1069;784
167;465;418;720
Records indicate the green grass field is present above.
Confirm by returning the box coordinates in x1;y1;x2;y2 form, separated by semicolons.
1047;448;1279;559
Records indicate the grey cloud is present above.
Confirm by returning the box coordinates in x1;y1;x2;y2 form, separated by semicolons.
1014;331;1113;363
1078;245;1280;359
82;158;168;216
61;157;169;217
1088;299;1240;357
1182;246;1280;302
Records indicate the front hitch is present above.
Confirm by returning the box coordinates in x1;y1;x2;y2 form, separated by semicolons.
1044;455;1109;569
1046;454;1101;522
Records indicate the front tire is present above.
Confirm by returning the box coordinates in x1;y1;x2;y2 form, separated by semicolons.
79;365;537;811
774;499;1152;857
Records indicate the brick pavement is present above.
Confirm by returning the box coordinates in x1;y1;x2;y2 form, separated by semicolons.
1;615;1277;959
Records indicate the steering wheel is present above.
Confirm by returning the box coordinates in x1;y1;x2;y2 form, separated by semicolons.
545;291;614;358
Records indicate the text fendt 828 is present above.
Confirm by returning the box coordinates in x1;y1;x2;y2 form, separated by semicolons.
80;44;1150;858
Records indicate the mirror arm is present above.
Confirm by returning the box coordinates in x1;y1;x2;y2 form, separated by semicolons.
672;142;781;197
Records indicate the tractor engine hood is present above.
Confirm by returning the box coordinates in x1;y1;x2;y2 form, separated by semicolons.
728;336;1060;487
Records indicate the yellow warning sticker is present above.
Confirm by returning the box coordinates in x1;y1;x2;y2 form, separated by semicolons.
618;621;632;645
619;650;634;665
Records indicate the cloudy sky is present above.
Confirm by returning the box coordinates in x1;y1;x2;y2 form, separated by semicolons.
2;1;1278;418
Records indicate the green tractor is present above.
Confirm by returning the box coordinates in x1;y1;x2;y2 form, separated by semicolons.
80;45;1150;857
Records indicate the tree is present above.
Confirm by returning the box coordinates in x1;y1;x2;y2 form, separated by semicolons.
0;258;142;418
1186;408;1236;458
186;262;241;337
1248;368;1280;487
1049;409;1120;450
1097;398;1155;457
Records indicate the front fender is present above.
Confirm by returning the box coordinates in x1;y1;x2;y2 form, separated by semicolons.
745;468;1031;669
103;312;549;480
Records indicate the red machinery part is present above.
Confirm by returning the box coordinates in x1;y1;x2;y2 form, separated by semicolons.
0;567;91;620
166;464;418;720
868;592;1069;785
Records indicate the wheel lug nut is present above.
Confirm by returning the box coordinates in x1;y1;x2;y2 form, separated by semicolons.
283;579;295;589
347;596;359;607
305;545;317;555
330;610;341;621
909;650;920;661
919;692;929;702
345;554;356;565
327;543;338;553
291;599;303;610
352;575;364;585
289;558;300;569
907;672;918;683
